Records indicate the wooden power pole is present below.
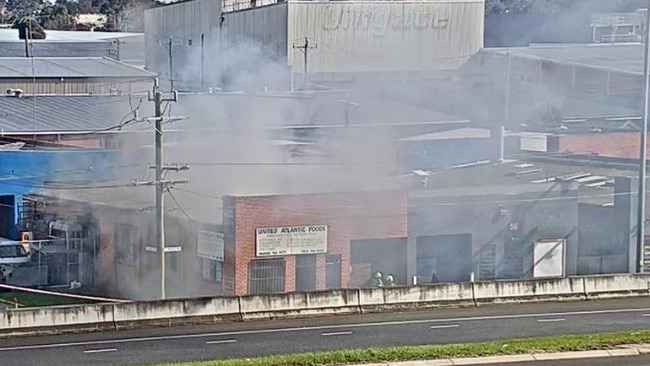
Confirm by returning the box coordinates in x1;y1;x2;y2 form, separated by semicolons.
137;79;188;300
292;37;317;89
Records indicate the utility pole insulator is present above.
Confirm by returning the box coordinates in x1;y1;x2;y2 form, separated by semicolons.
133;178;190;187
148;163;190;171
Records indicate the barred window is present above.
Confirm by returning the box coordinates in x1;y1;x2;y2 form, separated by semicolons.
248;258;285;294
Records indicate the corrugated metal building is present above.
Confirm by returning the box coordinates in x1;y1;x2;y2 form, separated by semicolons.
145;0;485;87
0;57;155;95
144;0;222;89
221;3;288;58
285;0;484;78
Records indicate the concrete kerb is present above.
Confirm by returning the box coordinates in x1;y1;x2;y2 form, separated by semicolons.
353;347;645;366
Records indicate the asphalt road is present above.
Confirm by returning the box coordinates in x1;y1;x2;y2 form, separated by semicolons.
3;298;650;365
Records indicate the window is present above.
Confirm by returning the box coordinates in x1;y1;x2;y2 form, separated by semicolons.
0;244;27;258
114;223;137;265
201;258;222;282
295;255;316;292
248;258;285;294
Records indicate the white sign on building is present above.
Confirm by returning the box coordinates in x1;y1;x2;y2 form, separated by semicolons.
197;230;225;261
532;239;566;278
256;225;328;257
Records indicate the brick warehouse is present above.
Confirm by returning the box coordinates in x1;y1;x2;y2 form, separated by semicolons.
222;190;408;295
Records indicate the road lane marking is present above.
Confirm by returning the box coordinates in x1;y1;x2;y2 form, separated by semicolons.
83;348;118;354
205;339;237;345
322;331;352;336
642;314;650;317
429;324;460;330
537;318;565;323
2;306;650;352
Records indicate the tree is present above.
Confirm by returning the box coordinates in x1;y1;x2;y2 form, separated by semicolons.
41;3;74;30
76;0;95;14
54;0;79;16
5;0;44;19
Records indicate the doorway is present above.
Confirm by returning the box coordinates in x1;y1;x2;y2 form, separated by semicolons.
325;254;341;289
350;238;407;287
295;254;317;291
416;234;472;284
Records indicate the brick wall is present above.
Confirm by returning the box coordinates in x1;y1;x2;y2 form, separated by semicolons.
231;190;407;295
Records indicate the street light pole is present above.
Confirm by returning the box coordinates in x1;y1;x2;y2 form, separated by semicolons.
636;4;650;273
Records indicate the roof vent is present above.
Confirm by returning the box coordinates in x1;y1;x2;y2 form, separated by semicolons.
6;89;23;98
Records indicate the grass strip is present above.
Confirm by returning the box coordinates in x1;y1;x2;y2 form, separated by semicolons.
0;287;105;307
0;292;87;307
151;329;650;366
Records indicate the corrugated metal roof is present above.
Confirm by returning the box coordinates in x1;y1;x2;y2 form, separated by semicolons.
403;156;640;206
0;36;144;65
483;44;645;75
0;90;468;134
0;57;155;79
399;128;491;142
0;95;136;133
0;29;143;43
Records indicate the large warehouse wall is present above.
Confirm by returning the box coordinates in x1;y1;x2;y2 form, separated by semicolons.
221;2;289;59
144;0;221;85
287;0;485;78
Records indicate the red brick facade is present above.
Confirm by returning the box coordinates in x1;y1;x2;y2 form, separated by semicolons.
558;132;649;160
228;190;408;295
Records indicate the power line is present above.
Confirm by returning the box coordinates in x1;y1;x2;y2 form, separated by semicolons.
169;187;221;200
185;162;390;166
74;96;145;136
167;188;194;222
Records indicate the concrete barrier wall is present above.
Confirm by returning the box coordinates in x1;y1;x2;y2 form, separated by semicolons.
584;274;650;299
360;283;475;312
3;274;650;337
240;289;360;320
472;277;585;304
113;296;241;329
0;304;114;334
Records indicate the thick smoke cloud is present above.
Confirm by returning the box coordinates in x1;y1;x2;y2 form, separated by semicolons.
104;30;403;299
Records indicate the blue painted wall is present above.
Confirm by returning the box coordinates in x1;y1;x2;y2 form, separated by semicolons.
0;149;117;238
